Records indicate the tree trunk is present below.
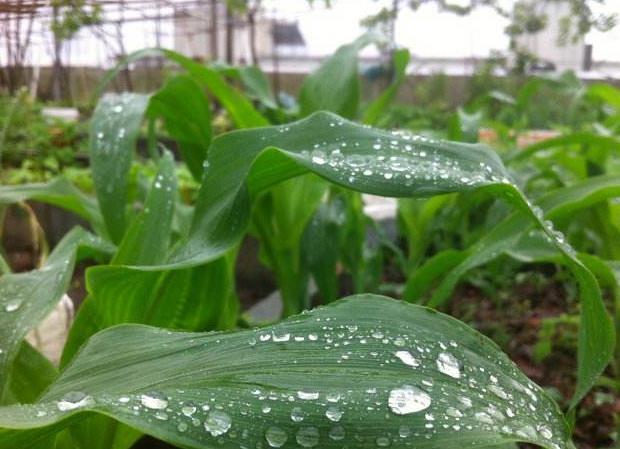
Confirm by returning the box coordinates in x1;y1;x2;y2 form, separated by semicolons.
210;0;218;60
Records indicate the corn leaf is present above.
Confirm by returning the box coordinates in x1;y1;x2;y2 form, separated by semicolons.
405;174;620;407
0;296;571;449
0;228;113;396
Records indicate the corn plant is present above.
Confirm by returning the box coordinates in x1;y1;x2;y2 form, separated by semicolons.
0;38;616;449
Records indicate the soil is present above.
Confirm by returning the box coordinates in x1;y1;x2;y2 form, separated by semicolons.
448;272;619;449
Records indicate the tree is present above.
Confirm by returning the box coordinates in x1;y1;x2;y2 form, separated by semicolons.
49;0;101;100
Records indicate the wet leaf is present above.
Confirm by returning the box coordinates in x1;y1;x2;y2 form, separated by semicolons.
0;296;571;449
0;228;113;394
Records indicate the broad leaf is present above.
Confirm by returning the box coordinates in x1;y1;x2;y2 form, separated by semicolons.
405;174;620;407
98;48;268;129
0;178;102;231
90;93;151;243
299;35;375;119
148;75;213;180
0;296;571;449
0;228;113;395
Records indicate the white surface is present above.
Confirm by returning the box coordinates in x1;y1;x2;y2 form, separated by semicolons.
26;294;74;366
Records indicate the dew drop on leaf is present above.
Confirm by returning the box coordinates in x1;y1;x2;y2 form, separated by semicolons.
398;425;410;438
436;352;462;378
376;436;391;447
296;427;319;448
388;385;431;415
325;406;343;422
328;425;345;441
297;391;319;400
56;391;93;411
265;426;288;447
394;350;420;367
182;404;197;417
4;299;22;313
140;393;168;410
290;406;304;422
204;410;232;436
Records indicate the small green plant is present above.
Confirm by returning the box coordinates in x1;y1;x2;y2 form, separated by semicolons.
0;37;618;449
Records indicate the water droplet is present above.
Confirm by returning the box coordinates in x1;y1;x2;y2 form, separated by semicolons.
4;299;22;312
178;422;188;433
325;406;342;422
291;406;305;422
394;350;419;368
154;411;168;421
311;150;327;165
489;384;509;400
262;405;272;414
308;333;318;341
388;385;431;415
474;412;494;425
182;404;197;417
297;391;319;400
436;352;461;378
328;425;345;441
398;426;410;438
140;393;168;410
265;426;288;447
446;407;463;418
272;333;290;342
204;410;232;436
376;436;390;447
56;391;93;411
296;427;319;448
326;392;341;403
537;424;553;439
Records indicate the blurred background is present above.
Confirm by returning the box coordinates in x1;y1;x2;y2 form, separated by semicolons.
1;0;618;102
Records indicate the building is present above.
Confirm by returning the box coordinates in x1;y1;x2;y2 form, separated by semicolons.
173;2;306;65
513;1;585;72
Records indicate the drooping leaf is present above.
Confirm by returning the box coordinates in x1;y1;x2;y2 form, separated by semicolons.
0;227;113;396
98;48;269;129
148;75;213;180
0;178;102;231
0;296;571;449
5;343;57;406
405;174;620;406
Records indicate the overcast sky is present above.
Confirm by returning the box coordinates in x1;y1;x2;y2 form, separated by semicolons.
263;0;620;60
23;0;620;66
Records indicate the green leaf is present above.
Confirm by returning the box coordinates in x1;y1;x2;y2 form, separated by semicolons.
299;35;375;119
406;174;620;407
5;343;57;405
166;111;515;270
363;48;410;126
507;132;620;164
61;255;238;367
0;228;113;396
302;196;347;303
90;93;151;243
0;295;571;449
112;150;177;266
98;48;268;129
148;75;212;180
0;178;102;231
